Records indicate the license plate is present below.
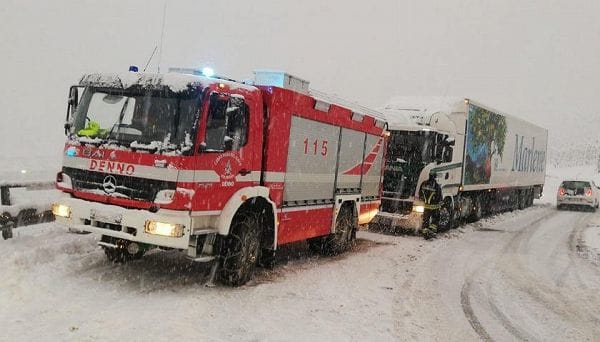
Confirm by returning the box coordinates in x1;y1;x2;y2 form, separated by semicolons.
90;209;123;224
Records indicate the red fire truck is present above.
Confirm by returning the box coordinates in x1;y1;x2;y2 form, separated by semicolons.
53;69;386;285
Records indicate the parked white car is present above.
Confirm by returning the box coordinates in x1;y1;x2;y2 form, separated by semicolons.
557;180;600;211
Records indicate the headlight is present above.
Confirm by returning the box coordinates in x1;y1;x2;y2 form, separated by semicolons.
412;205;425;213
144;221;184;237
52;203;71;218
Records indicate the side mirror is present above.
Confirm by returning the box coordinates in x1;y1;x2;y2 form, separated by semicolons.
435;150;443;164
65;86;80;135
68;86;79;107
443;147;453;163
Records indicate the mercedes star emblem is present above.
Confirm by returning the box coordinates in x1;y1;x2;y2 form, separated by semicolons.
102;175;117;194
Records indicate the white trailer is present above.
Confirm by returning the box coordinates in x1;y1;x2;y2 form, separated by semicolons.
374;97;548;232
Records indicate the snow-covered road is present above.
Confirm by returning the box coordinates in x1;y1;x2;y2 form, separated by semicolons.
397;205;600;341
2;204;600;341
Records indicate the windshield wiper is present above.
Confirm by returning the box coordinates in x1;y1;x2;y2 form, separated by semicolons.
106;98;130;142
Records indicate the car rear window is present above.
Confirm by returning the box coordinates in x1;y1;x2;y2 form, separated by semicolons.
561;181;590;189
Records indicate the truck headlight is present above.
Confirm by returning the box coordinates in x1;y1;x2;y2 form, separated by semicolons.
144;221;184;237
52;203;71;218
412;205;425;213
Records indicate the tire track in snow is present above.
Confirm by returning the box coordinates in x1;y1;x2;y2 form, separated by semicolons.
460;209;556;342
460;278;493;342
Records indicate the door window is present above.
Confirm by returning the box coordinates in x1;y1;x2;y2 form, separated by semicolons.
204;93;249;152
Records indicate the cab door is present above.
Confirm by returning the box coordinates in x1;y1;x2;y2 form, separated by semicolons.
192;91;262;211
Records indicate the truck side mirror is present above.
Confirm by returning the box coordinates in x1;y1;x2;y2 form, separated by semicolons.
65;86;80;135
443;147;453;163
435;147;444;164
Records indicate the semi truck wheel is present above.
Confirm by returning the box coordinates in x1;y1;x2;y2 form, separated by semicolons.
308;205;355;255
438;198;455;231
527;190;535;207
2;222;14;240
518;191;526;210
469;196;483;222
218;211;262;286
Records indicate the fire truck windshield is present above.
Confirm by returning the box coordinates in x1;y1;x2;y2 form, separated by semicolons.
72;87;201;151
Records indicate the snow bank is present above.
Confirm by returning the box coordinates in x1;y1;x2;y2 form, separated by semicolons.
0;188;60;217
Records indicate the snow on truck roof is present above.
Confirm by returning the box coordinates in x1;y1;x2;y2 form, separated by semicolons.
78;72;256;93
79;70;385;124
380;96;467;130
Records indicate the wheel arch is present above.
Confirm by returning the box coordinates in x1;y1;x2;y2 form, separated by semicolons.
216;186;278;249
332;195;360;233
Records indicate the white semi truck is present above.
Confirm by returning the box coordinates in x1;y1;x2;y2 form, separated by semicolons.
373;97;548;232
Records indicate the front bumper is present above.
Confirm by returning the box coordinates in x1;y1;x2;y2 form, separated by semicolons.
370;211;423;233
54;195;194;249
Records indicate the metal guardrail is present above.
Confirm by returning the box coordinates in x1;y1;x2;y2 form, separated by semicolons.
1;181;56;240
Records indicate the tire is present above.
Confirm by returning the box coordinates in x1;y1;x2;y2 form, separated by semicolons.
2;225;13;240
517;191;526;210
511;191;520;211
527;190;534;207
102;237;144;263
308;205;356;256
438;198;455;231
468;196;483;222
218;211;262;286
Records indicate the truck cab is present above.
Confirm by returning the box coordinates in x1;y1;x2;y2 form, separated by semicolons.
375;98;464;232
54;71;277;283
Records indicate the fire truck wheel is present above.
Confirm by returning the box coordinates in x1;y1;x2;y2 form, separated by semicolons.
308;205;355;256
218;211;262;286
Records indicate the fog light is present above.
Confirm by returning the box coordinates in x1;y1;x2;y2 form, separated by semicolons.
52;203;71;218
144;221;184;237
412;205;425;213
127;242;140;255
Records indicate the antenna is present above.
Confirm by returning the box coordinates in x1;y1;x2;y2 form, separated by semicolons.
157;0;168;73
143;46;158;72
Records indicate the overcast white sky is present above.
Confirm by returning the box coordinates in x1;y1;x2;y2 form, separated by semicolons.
1;0;599;175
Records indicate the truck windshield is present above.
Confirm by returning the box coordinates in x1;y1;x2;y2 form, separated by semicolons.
382;130;435;200
72;87;201;151
388;130;435;165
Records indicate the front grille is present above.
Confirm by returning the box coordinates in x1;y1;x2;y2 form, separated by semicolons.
63;167;176;202
382;169;416;199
